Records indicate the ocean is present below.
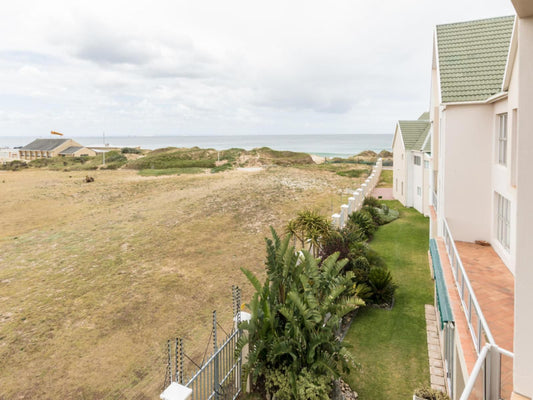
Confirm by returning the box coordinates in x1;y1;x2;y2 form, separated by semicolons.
0;134;392;158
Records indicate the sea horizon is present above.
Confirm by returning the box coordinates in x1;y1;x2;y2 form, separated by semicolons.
0;133;393;159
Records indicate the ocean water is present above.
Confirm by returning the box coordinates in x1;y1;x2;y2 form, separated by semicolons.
0;134;392;158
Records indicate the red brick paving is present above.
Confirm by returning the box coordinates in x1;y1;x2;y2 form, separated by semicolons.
371;187;394;200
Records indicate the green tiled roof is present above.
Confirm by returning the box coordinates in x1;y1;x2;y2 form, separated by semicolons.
436;16;515;103
398;120;431;151
418;112;430;121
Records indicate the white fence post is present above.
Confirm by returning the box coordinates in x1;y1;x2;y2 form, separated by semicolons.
340;205;349;228
332;213;340;228
160;383;192;400
348;197;356;214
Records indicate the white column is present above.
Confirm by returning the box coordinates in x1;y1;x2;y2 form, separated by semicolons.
332;213;340;229
340;204;349;228
361;183;367;198
348;197;356;214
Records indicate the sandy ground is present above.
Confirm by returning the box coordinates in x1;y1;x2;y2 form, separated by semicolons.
0;166;363;399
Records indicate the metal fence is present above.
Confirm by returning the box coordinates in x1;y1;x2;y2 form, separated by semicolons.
442;219;494;354
164;286;243;400
432;190;438;212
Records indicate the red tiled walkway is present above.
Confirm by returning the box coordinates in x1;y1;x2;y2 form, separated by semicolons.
371;187;393;200
455;241;514;398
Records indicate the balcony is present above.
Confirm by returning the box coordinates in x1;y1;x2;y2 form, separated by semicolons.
439;220;514;399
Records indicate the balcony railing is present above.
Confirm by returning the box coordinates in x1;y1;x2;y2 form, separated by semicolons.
442;219;515;399
442;218;494;353
432;191;438;212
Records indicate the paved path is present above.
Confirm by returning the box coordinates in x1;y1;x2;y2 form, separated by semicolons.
425;304;447;393
371;187;394;200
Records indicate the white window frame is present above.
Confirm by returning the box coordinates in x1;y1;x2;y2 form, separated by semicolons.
424;160;430;169
495;192;510;250
417;186;422;196
497;113;508;166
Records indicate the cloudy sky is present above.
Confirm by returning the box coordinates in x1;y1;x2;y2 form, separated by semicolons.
0;0;515;137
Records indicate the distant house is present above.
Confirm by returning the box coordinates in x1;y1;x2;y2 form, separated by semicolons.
19;139;96;160
392;112;431;215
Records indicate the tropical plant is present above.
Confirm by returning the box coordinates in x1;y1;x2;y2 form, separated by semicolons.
285;209;332;257
362;196;381;208
367;267;397;306
347;210;377;240
237;228;364;398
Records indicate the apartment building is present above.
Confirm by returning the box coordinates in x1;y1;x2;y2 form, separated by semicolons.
392;112;431;215
428;2;533;399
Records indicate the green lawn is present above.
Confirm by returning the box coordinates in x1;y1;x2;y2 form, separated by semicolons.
342;201;433;399
376;169;392;188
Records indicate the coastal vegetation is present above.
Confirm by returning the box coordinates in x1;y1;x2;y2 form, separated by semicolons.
0;164;366;398
239;197;400;399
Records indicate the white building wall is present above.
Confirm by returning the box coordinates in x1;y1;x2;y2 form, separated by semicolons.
392;125;407;205
442;104;493;242
513;14;533;399
412;151;423;213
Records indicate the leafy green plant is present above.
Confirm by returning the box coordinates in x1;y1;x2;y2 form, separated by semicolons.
347;210;377;240
414;386;451;400
367;267;397;306
265;367;332;400
363;196;381;208
285;210;332;257
237;229;364;397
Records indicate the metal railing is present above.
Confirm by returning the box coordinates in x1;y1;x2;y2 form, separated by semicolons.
442;218;495;354
459;344;514;400
185;328;242;400
433;191;438;212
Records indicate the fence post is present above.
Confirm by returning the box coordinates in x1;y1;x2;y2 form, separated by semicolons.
348;197;355;214
484;346;501;400
213;311;220;400
332;213;340;228
340;205;349;228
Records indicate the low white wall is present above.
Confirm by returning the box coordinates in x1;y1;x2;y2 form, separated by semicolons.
332;158;383;228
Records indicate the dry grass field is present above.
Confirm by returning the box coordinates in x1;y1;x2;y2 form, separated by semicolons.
0;166;366;399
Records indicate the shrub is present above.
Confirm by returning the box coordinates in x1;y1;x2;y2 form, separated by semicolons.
362;205;383;226
238;229;364;397
0;160;28;171
336;169;367;178
363;196;381;208
376;207;400;224
347;210;377;240
104;151;127;164
211;163;233;173
367;268;397;306
414;386;451;400
121;147;142;154
265;367;331;400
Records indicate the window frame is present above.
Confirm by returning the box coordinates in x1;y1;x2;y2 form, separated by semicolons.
497;113;508;166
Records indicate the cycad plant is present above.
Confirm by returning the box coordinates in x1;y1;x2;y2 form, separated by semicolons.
237;228;364;399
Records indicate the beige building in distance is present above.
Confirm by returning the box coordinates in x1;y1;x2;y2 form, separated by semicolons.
19;139;96;160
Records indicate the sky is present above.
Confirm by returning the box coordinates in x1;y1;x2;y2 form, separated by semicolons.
0;0;516;137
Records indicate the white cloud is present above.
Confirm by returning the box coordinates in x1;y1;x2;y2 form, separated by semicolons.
0;0;516;137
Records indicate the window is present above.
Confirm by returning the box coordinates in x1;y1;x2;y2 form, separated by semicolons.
424;160;430;169
414;155;421;165
417;186;422;196
401;182;404;195
395;178;398;191
498;113;508;165
496;192;510;250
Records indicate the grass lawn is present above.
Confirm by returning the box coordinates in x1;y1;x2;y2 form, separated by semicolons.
376;169;392;188
342;201;433;399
